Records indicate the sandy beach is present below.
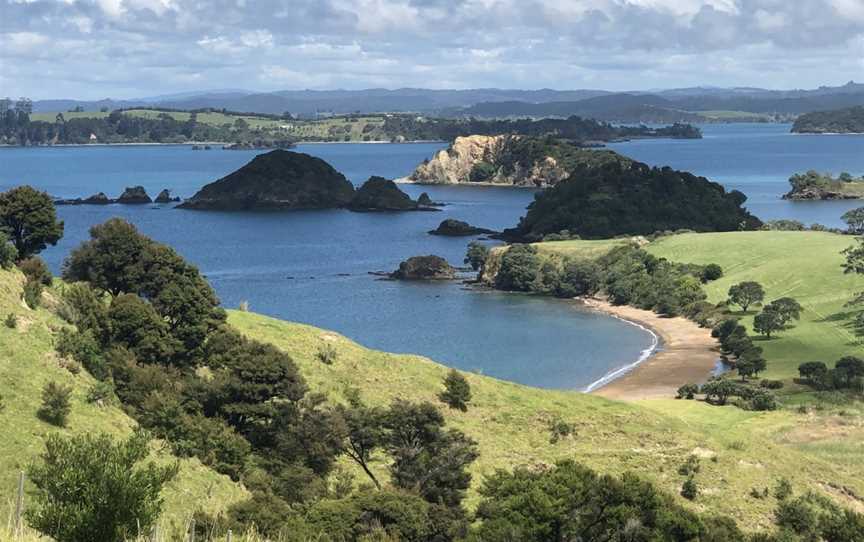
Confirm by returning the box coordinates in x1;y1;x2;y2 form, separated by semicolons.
584;299;720;401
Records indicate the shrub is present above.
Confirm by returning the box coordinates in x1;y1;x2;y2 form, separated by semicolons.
494;244;541;292
316;342;338;365
0;393;5;413
760;379;784;390
749;390;778;411
38;381;72;427
26;430;178;542
86;381;116;405
681;476;698;500
548;418;575;444
56;328;108;380
0;232;17;269
18;256;52;286
60;282;107;335
677;383;699;399
4;312;17;329
700;263;723;282
557;258;601;298
23;279;43;308
438;369;472;412
774;478;793;501
798;361;828;385
678;454;701;476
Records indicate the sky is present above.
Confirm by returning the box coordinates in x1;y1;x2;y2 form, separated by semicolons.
1;0;863;99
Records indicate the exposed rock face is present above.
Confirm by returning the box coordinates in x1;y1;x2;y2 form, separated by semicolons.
783;186;861;200
117;186;152;204
391;255;456;280
348;176;423;211
155;189;180;203
408;135;584;187
428;219;496;236
179;150;355;210
417;192;445;207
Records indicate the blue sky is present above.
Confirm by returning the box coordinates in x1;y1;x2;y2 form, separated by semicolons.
2;0;863;99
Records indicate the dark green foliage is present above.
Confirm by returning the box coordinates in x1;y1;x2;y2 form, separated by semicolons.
336;391;386;490
27;431;177;542
754;309;785;338
678;454;701;476
4;312;16;329
438;369;472;412
548;418;575;444
86;381;116;405
760;379;784;390
55;328;107;380
470;161;497;182
842;207;864;235
17;256;52;285
384;400;479;507
701;263;724;282
106;293;176;364
464;241;490;272
792;105;864;134
508;159;760;240
728;281;765;312
23;278;42;308
472;460;709;541
63;218;148;296
775;491;864;541
765;219;807;231
0;231;17;269
494;244;542;291
557;258;601;297
774;478;793;501
737;349;767;379
0;186;64;259
749;390;778;411
316;342;338;365
60;282;108;339
701;379;737;405
766;297;803;325
681;476;699;500
226;491;298;538
37;381;72;426
677;383;699;399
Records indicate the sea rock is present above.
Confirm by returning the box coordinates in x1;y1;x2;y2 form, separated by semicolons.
348;176;433;211
390;255;456;280
417;192;445;206
155;189;180;203
55;192;111;205
428;219;496;236
179;149;356;211
116;186;152;204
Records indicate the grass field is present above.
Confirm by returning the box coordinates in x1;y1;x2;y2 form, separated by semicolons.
0;269;247;536
697;110;773;121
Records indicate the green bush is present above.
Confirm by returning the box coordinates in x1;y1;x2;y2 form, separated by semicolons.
677;383;699;399
4;312;16;329
548;418;575;444
23;278;42;308
316;342;338;365
86;381;116;405
469;161;497;183
438;369;472;412
0;232;17;269
700;263;724;282
760;379;784;390
494;244;541;292
18;256;52;286
26;430;178;542
56;328;108;380
37;381;72;427
681;476;699;500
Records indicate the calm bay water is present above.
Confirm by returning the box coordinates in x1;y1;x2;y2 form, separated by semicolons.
0;123;860;389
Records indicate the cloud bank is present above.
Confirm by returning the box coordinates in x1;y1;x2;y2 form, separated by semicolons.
1;0;862;98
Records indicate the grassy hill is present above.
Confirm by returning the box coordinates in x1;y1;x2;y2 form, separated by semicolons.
0;269;247;539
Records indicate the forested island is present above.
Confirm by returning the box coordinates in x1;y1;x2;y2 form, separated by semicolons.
791;105;864;134
783;170;864;200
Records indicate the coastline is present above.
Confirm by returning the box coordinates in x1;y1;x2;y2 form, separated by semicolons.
582;298;720;401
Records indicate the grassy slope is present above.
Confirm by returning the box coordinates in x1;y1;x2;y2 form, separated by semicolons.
0;269;247;534
230;306;864;530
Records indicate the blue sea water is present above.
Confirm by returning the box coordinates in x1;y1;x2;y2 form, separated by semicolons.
0;123;861;389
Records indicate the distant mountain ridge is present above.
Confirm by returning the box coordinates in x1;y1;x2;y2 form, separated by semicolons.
31;82;864;120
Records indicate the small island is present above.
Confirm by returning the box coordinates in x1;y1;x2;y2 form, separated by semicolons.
390;255;456;280
405;135;628;187
179;150;355;210
347;176;437;212
56;186;173;205
428;219;496;236
783;170;864;200
791;106;864;134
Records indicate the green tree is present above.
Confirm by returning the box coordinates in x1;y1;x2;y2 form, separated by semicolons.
842;207;864;235
63;218;148;296
494;244;541;292
18;256;52;285
701;379;736;405
700;263;723;282
557;258;601;298
438;369;472;412
27;430;178;542
798;361;828;384
835;356;864;388
106;293;176;364
728;281;765;312
464;241;490;273
677;383;699;399
766;297;802;325
754;308;785;338
0;231;17;269
0;186;64;259
336;390;386;490
37;381;72;426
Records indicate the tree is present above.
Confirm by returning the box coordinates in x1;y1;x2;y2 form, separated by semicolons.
0;231;17;269
438;369;472;412
798;361;828;384
336;390;385;490
835;356;864;388
38;381;72;427
494;244;541;292
384;400;478;507
63;218;148;296
754;308;785;338
728;281;764;312
842;207;864;235
765;297;802;325
700;263;723;282
464;241;489;273
701;379;736;405
557;258;601;298
106;293;176;364
677;383;699;399
0;186;64;259
26;431;178;542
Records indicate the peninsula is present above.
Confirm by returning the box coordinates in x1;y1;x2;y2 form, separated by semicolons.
783;170;864;200
791;105;864;134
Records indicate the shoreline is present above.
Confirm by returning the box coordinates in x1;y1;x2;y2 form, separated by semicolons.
581;298;720;401
0;139;446;149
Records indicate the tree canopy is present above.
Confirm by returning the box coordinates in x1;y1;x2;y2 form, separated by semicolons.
0;186;64;259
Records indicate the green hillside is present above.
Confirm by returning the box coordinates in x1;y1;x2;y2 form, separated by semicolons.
230;307;864;529
0;269;247;539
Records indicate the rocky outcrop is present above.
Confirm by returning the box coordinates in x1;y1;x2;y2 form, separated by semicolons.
179;150;355;211
783;186;861;200
55;192;112;205
417;192;445;207
428;219;496;236
155;189;180;203
390;255;456;280
406;135;615;187
117;186;152;204
348;176;435;212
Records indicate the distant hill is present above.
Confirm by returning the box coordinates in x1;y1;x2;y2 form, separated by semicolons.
791;106;864;134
